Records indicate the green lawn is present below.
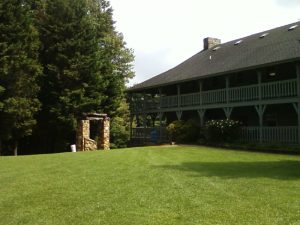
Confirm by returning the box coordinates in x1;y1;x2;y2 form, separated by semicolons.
1;146;300;225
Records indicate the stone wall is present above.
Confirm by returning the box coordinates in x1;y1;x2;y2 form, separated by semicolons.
76;120;90;151
76;115;110;151
83;137;97;151
99;117;110;150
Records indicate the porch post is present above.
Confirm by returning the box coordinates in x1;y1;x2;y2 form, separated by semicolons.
176;111;182;120
257;71;262;101
296;63;300;144
225;76;229;104
292;103;300;144
158;88;162;108
255;105;266;143
136;114;140;127
223;107;233;119
158;112;164;143
177;84;181;108
197;109;206;126
143;114;147;143
297;64;300;97
199;80;203;106
129;114;133;140
142;92;146;111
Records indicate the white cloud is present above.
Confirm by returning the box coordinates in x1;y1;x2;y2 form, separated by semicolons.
275;0;300;7
110;0;300;85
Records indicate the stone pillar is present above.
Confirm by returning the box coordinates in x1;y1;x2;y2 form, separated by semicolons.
100;117;110;150
76;120;90;151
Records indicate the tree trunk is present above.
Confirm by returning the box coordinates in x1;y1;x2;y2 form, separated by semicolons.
13;141;18;156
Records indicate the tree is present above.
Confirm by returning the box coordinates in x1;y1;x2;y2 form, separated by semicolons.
91;0;134;116
90;0;134;149
34;0;103;151
0;0;42;155
110;99;130;148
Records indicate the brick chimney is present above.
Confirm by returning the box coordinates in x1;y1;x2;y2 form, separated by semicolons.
203;37;221;50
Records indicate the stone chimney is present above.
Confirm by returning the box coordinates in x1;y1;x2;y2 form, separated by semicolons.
203;37;221;50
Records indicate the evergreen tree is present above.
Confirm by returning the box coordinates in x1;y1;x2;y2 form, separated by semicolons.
90;0;134;117
0;0;42;155
36;0;109;152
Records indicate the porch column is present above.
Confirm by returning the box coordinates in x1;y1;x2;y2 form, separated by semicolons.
199;80;203;106
297;64;300;97
225;76;229;104
257;71;262;101
255;105;266;143
158;112;164;143
129;114;133;140
136;114;141;127
296;63;300;144
292;103;300;144
176;111;182;120
142;92;146;111
177;84;181;108
223;107;233;119
197;109;206;126
158;88;162;108
142;114;147;143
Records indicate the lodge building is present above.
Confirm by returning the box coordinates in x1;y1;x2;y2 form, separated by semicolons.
127;22;300;144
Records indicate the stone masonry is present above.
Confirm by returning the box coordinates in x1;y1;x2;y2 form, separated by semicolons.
76;113;110;151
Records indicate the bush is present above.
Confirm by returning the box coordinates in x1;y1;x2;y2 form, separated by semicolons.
110;117;129;149
203;119;242;144
167;119;200;143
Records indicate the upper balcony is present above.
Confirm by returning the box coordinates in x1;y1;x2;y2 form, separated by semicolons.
130;77;298;113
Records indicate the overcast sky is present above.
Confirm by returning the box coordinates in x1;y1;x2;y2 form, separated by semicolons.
109;0;300;86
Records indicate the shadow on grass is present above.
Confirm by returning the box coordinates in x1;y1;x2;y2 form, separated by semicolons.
157;160;300;180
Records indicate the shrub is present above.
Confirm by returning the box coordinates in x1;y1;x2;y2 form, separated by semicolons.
167;119;200;143
110;117;129;149
203;119;242;144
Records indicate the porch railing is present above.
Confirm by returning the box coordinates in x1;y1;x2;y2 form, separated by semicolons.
132;126;298;145
261;79;297;99
131;78;298;111
241;126;298;144
160;95;178;108
202;89;226;105
229;84;259;102
131;127;168;142
181;93;200;106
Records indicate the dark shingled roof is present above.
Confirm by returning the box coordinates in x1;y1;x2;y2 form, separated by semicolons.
129;22;300;92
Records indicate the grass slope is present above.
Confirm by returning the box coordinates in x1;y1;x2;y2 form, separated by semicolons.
0;146;300;225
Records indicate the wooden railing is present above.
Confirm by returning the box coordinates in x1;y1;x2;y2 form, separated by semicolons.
131;78;298;111
131;126;298;144
241;126;298;144
160;95;178;108
202;89;226;105
229;84;259;102
261;79;297;99
181;93;200;106
131;127;168;142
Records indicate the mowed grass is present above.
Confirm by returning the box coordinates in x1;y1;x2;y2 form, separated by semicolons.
1;146;300;225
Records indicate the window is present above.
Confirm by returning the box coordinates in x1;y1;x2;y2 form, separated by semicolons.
288;24;298;31
259;33;269;38
212;46;221;51
234;40;243;45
